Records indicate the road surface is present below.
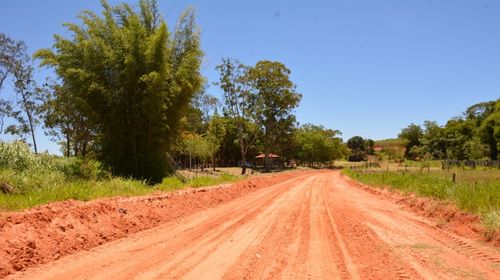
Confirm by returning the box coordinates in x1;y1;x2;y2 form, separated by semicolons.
7;171;500;279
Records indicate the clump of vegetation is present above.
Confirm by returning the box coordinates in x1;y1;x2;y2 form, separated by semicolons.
346;136;375;162
344;168;500;230
398;99;499;161
294;124;348;167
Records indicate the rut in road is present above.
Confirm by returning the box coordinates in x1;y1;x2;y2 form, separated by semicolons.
6;171;500;280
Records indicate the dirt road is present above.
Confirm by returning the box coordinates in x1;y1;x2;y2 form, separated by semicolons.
6;171;500;279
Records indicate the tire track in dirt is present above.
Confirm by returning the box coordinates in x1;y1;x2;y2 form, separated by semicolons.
221;175;315;279
321;175;423;280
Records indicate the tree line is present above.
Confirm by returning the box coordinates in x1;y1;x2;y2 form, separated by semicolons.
398;99;500;161
0;0;349;181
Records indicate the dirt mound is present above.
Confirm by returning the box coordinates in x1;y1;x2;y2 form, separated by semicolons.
0;171;309;278
341;173;500;247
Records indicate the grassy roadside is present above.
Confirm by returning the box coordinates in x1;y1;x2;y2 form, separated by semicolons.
0;171;240;211
343;168;500;231
0;141;241;211
0;170;239;211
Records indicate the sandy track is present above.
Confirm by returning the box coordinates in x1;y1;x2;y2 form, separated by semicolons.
6;171;500;280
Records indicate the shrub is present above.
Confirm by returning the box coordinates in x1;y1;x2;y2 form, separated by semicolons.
0;141;38;170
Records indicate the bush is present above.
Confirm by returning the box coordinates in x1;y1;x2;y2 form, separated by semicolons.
61;158;110;180
158;176;185;191
0;141;38;170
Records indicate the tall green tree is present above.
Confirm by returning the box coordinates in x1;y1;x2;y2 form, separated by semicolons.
468;101;499;160
399;123;424;160
483;99;500;159
0;33;42;153
215;58;257;175
35;0;203;182
247;60;301;171
6;62;43;154
421;120;447;159
444;118;476;160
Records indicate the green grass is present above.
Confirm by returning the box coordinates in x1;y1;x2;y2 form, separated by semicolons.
343;168;500;230
188;173;239;188
0;171;240;211
0;141;241;211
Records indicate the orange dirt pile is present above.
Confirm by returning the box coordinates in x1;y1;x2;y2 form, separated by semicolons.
0;171;308;278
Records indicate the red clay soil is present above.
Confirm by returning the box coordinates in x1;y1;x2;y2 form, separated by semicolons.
2;170;500;279
0;171;311;278
341;173;500;247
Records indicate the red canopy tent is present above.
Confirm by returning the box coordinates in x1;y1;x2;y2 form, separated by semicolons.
255;153;280;159
255;154;281;168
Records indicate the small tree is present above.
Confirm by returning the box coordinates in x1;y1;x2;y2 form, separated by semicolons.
206;114;226;171
295;124;346;167
399;123;424;159
347;136;367;162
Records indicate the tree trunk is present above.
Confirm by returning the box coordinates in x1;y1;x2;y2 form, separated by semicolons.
264;142;270;172
66;134;71;157
237;123;247;175
241;154;247;175
487;127;498;160
213;154;216;171
21;92;37;154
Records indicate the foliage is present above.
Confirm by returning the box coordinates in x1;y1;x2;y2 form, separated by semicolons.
397;99;499;161
0;33;43;152
216;59;302;171
295;124;347;165
205;114;227;169
398;123;424;160
246;60;302;170
41;82;95;157
34;0;203;182
180;132;215;169
0;141;107;178
0;141;40;171
215;58;258;174
346;136;373;161
0;33;25;91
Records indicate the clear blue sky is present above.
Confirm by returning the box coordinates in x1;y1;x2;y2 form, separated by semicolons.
1;0;499;154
